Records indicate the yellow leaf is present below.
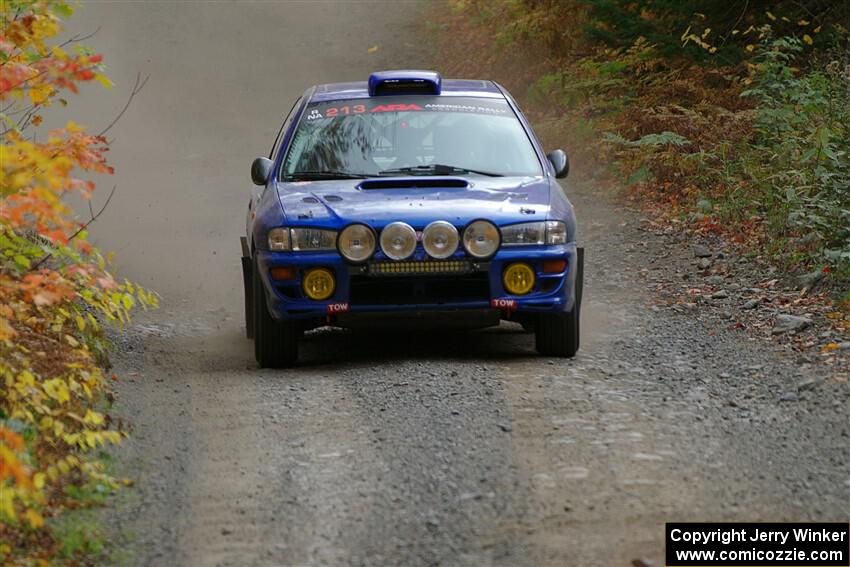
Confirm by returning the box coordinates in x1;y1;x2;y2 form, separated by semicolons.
39;416;53;431
798;19;810;26
43;379;70;404
23;509;44;529
0;488;15;521
814;25;822;33
766;11;776;21
803;34;813;45
84;410;104;426
33;472;46;490
367;45;379;54
84;431;99;448
0;317;16;340
95;73;113;89
28;83;53;105
746;44;755;52
822;342;839;352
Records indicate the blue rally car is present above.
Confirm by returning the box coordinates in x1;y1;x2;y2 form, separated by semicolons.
242;71;583;367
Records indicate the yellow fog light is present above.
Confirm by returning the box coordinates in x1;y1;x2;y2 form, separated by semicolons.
303;268;335;300
503;263;535;295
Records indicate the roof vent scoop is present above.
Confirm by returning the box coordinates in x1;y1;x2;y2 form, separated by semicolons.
368;70;441;96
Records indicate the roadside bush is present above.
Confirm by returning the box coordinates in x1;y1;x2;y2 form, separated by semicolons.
742;35;850;267
0;1;155;563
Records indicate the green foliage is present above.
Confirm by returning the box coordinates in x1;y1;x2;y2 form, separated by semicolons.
742;35;850;264
50;511;104;560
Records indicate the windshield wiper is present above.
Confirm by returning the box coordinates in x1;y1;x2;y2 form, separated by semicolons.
284;171;374;181
379;164;503;177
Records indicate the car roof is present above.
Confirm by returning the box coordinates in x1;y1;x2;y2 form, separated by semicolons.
310;79;505;102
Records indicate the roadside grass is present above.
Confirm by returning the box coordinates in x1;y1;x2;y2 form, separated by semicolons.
51;510;105;561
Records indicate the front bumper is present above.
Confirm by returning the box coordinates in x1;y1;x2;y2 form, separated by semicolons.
252;243;580;322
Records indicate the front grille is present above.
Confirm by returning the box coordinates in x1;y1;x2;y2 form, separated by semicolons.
350;273;489;305
369;259;472;276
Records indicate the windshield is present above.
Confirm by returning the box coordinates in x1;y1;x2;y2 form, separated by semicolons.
280;96;542;180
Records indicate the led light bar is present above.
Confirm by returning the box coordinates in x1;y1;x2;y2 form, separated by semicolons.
369;259;472;276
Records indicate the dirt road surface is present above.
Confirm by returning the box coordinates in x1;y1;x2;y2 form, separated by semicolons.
60;2;848;566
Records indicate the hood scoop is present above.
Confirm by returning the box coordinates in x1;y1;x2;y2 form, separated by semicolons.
358;178;469;190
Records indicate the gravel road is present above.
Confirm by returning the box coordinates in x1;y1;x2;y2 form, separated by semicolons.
60;2;849;566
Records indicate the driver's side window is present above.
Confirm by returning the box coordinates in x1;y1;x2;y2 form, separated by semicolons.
268;97;302;160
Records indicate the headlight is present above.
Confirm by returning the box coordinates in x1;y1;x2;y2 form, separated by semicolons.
380;222;417;260
338;223;376;263
545;220;567;245
268;228;291;251
268;227;337;251
290;228;337;251
422;221;459;259
462;219;500;259
501;221;567;246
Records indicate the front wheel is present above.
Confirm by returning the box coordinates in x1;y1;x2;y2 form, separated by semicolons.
535;307;579;357
535;247;583;358
252;255;298;368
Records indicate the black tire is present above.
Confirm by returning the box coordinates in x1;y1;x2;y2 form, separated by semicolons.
535;248;583;357
534;306;579;357
242;256;254;339
252;255;298;368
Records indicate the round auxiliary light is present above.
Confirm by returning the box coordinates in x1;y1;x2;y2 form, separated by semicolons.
380;222;417;260
338;223;376;263
303;268;335;301
503;263;535;295
462;220;500;259
422;221;459;259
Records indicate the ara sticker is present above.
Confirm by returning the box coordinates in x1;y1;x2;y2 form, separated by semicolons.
326;302;349;314
369;103;423;113
491;298;517;310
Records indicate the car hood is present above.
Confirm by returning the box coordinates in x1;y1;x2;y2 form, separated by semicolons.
275;176;551;228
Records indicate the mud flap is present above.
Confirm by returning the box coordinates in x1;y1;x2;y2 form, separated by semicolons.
576;246;584;309
240;236;254;339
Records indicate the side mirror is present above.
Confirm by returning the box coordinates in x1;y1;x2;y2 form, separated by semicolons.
251;157;273;186
547;149;569;179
